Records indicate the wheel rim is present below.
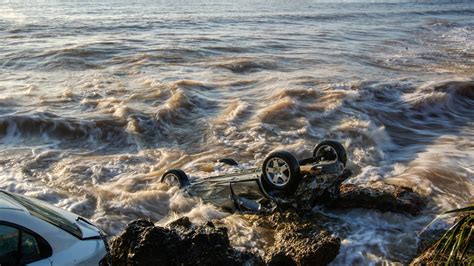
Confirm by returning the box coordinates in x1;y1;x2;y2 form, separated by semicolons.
265;157;291;187
164;174;180;187
315;145;338;163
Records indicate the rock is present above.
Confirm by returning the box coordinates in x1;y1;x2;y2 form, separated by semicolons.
410;244;438;265
108;179;427;265
249;210;341;266
410;213;473;265
268;227;340;266
291;170;425;216
324;182;426;215
108;217;263;266
267;253;297;266
410;229;445;265
110;211;342;266
415;229;445;255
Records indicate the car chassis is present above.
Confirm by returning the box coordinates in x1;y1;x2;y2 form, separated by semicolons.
161;140;352;214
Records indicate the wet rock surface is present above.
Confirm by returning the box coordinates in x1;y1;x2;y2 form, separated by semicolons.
108;217;263;266
109;181;427;265
410;214;474;265
109;210;342;266
324;182;426;215
291;170;425;216
410;229;445;265
252;210;342;266
415;229;445;255
410;240;474;266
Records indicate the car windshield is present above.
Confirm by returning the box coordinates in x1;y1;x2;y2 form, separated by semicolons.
3;192;82;238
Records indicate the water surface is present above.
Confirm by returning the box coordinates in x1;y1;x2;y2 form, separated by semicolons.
1;1;473;264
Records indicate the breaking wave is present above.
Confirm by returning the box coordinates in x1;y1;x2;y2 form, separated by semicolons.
0;1;473;264
0;112;128;144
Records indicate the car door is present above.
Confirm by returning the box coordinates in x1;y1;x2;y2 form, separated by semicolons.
0;223;52;266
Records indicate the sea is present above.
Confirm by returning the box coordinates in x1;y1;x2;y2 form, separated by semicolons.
0;0;473;264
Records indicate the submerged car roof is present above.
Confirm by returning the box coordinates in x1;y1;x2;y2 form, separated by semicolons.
0;190;28;212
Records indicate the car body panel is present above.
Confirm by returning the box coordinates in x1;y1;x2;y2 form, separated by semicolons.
46;239;106;266
29;258;52;266
186;169;265;212
0;191;27;211
192;168;260;184
0;191;107;266
179;156;350;214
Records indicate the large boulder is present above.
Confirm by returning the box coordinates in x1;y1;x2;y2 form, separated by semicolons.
248;210;342;266
324;182;426;215
291;170;425;216
108;217;263;266
108;179;427;266
109;210;342;266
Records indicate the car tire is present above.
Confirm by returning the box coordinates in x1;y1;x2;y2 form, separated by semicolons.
161;169;190;188
261;151;301;195
218;158;239;166
313;140;347;166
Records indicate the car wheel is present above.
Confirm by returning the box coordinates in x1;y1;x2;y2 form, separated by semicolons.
261;151;301;195
313;140;347;166
218;158;239;166
161;169;190;188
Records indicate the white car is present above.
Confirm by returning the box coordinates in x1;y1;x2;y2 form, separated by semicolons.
0;190;108;266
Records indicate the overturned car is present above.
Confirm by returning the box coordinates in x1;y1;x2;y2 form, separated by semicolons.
160;140;352;213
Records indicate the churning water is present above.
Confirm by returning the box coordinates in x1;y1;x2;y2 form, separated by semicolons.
0;0;473;264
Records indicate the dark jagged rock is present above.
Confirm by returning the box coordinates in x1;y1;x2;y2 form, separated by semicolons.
267;253;297;266
324;182;426;215
410;232;474;265
409;228;447;265
110;211;342;266
248;210;341;266
268;226;340;266
291;170;425;216
410;214;473;265
108;217;263;266
109;180;427;266
415;229;445;255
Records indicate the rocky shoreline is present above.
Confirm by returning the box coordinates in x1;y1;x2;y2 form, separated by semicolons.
109;211;343;266
107;182;430;265
108;217;263;265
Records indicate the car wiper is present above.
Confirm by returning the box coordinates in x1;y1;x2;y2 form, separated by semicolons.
76;216;94;226
76;216;103;240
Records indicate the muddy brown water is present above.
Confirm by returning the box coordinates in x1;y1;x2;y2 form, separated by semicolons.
0;1;473;264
